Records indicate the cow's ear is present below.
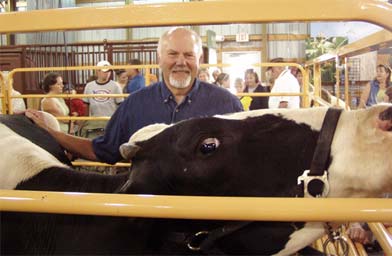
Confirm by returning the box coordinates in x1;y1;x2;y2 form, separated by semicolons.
120;142;141;160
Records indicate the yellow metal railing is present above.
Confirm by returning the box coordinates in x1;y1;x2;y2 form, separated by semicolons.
1;190;391;222
6;64;159;114
305;29;392;110
0;0;391;33
6;62;310;114
368;223;392;255
2;0;392;254
0;71;6;114
4;189;390;253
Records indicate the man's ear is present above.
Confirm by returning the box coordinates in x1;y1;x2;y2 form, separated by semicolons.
157;53;162;66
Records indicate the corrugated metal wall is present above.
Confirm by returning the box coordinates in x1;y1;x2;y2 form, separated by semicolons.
267;23;309;59
200;24;262;36
7;0;309;62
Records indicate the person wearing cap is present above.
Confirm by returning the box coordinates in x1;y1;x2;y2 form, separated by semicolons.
81;60;124;138
26;27;242;164
83;60;123;117
125;58;146;94
267;57;300;109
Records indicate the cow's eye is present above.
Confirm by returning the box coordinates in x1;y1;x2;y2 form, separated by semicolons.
199;138;220;155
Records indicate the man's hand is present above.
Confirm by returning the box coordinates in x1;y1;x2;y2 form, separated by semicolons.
25;109;60;132
347;222;372;244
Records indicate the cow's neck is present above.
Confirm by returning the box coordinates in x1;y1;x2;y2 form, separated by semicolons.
16;167;129;193
298;108;342;198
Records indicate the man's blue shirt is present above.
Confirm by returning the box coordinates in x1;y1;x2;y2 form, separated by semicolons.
92;79;243;164
126;73;145;93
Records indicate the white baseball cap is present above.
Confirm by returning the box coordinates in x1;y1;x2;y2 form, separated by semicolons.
97;60;111;72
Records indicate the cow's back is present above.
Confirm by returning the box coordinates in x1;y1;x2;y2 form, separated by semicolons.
0;114;71;166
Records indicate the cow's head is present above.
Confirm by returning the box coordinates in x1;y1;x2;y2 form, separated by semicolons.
119;104;392;255
120;113;320;197
121;104;392;198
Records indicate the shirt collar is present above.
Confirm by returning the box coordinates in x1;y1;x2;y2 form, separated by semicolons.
160;79;200;103
277;68;290;80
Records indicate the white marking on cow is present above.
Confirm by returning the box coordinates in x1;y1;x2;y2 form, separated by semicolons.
0;123;68;189
129;123;171;144
215;107;328;132
273;222;325;256
128;108;329;145
328;104;392;197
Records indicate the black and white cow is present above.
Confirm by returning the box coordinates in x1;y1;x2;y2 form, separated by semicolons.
0;113;150;255
118;104;392;255
1;105;392;255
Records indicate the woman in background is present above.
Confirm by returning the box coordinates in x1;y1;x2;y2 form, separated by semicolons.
359;64;391;108
116;69;129;93
40;72;71;133
197;68;210;83
243;69;269;110
215;73;236;94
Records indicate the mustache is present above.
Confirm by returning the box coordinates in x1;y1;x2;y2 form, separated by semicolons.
171;65;190;72
171;69;190;72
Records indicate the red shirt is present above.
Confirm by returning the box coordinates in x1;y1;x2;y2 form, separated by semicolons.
66;98;87;116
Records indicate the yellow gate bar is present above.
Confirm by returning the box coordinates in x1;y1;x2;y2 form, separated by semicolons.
368;223;392;255
1;190;392;222
337;29;392;58
305;30;392;66
0;71;6;114
0;0;391;34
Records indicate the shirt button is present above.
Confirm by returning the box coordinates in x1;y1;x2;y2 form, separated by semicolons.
188;99;192;103
175;109;179;113
169;96;173;99
164;99;168;103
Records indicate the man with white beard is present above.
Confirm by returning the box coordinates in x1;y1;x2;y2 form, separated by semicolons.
26;27;242;164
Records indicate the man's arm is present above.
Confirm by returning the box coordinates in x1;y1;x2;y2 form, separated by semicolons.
25;109;98;161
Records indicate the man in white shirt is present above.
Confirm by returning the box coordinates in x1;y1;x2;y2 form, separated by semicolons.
267;58;300;109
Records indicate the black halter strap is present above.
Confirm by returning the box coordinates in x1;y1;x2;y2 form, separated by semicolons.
167;221;252;254
299;108;343;197
310;108;343;176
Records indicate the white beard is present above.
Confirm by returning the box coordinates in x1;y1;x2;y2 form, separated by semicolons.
169;73;192;89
